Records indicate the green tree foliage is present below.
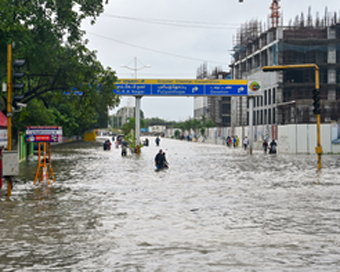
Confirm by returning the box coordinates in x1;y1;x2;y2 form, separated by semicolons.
143;117;167;127
0;0;119;136
174;130;181;139
121;117;145;148
121;117;145;135
172;115;215;139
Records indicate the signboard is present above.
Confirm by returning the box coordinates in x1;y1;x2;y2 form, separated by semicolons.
114;79;248;96
26;126;63;143
0;129;8;148
248;81;262;96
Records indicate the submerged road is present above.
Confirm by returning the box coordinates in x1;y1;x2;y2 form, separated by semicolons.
1;137;340;271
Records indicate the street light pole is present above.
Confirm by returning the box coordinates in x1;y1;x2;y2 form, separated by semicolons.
121;57;151;153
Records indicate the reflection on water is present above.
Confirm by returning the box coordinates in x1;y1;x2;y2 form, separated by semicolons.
1;138;340;271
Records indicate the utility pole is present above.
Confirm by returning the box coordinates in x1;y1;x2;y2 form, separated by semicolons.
6;44;13;196
121;57;151;153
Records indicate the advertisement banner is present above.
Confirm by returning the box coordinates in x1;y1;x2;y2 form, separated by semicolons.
26;126;63;142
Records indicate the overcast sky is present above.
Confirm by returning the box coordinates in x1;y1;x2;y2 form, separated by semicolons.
81;0;338;121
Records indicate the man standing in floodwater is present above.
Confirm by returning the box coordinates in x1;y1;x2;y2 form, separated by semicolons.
269;139;277;154
155;149;164;170
155;136;160;146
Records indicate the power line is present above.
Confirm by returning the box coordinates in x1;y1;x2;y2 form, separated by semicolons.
102;13;239;29
86;31;228;65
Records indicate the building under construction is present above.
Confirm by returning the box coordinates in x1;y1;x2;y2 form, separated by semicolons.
230;1;340;126
194;63;232;126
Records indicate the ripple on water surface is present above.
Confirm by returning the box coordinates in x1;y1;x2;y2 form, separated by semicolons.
1;138;340;271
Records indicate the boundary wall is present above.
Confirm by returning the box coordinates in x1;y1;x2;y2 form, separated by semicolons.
165;123;340;154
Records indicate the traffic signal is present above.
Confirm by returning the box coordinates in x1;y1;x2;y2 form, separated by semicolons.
12;94;25;110
12;59;26;92
313;89;321;115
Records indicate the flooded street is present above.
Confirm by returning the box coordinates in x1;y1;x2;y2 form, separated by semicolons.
1;137;340;271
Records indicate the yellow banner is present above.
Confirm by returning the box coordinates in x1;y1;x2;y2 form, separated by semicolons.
117;79;248;85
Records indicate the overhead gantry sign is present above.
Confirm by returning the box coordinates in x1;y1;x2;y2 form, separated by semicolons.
114;79;253;97
114;78;261;155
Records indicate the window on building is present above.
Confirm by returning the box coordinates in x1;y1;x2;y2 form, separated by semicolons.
319;50;328;63
264;109;267;124
273;108;276;124
268;89;271;105
254;54;260;68
273;88;276;104
337;49;340;63
268;108;271;124
261;51;268;67
337;68;340;84
257;111;260;125
264;90;267;105
222;103;231;114
257;96;260;107
241;62;246;73
284;50;295;64
247;59;252;71
261;110;263;124
222;116;231;125
306;50;316;63
320;68;328;84
261;96;263;106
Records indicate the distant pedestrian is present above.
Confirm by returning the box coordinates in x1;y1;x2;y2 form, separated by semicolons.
262;140;268;154
121;138;129;156
226;136;231;147
269;139;277;154
243;137;248;150
235;136;240;147
144;138;149;146
233;136;236;147
155;136;160;146
228;137;232;147
103;140;111;151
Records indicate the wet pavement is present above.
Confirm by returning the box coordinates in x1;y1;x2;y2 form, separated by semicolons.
1;137;340;271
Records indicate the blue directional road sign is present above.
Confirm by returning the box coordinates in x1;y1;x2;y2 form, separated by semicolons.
114;79;249;96
205;84;247;96
115;84;152;96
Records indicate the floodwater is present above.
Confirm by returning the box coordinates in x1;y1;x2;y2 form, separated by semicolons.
1;137;340;272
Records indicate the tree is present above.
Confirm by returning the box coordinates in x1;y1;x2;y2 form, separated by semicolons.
121;118;135;135
143;117;167;127
174;130;181;139
0;0;120;136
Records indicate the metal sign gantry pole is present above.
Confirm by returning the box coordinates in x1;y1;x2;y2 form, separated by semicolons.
135;96;142;152
248;96;254;155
